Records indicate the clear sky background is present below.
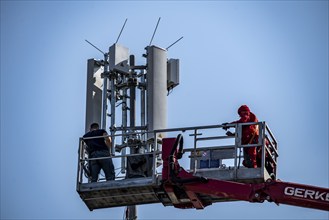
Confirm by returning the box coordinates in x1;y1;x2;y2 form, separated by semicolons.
1;1;328;219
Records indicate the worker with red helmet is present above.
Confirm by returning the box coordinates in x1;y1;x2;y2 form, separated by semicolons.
223;105;276;176
231;105;259;168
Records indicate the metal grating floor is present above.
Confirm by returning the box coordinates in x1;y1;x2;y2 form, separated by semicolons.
77;177;163;210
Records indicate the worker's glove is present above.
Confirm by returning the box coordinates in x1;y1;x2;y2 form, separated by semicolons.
115;145;123;153
222;122;229;130
226;131;235;136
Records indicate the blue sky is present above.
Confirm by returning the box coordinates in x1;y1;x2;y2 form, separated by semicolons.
1;1;328;219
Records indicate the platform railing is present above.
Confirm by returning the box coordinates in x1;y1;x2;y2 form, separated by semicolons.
77;134;160;185
77;122;278;186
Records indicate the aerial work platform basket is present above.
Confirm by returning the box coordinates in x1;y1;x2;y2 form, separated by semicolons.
76;122;278;210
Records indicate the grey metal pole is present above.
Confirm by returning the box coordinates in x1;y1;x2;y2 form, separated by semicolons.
101;53;109;130
140;71;146;144
110;64;116;155
129;85;136;128
127;55;137;220
126;205;137;220
121;85;128;174
129;55;136;128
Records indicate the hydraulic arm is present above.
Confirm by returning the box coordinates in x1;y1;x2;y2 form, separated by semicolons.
161;135;329;211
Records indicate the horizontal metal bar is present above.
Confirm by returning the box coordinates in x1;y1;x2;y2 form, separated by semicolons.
130;65;147;70
238;144;262;148
189;133;202;136
81;151;157;161
184;145;236;152
81;122;264;140
196;135;234;141
153;124;225;133
153;122;262;134
115;126;147;131
82;132;148;140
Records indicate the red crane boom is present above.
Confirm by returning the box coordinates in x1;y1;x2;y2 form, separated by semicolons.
161;136;329;211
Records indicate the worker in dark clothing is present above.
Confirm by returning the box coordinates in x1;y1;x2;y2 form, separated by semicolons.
83;123;115;182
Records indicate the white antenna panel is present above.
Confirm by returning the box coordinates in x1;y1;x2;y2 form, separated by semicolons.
147;46;167;139
85;59;103;133
109;43;129;72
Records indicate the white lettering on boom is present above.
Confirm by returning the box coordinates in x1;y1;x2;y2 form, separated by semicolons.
284;187;329;202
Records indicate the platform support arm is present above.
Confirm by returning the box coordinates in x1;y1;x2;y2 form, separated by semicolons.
260;180;329;211
162;135;329;211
